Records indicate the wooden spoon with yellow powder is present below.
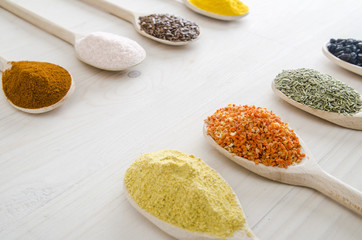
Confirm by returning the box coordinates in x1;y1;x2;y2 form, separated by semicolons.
124;150;258;240
183;0;249;21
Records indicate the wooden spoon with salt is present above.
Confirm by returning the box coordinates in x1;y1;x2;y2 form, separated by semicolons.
0;0;145;71
203;123;362;216
271;81;362;130
0;56;75;114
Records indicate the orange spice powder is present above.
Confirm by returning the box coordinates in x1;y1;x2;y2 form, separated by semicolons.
206;104;305;168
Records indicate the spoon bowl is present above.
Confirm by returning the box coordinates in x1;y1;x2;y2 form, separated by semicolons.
271;81;362;130
5;77;75;114
82;0;199;46
203;122;362;216
125;186;257;240
0;0;145;71
0;57;75;114
322;42;362;76
182;0;249;21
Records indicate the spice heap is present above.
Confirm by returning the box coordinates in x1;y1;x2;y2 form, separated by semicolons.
189;0;249;16
75;32;146;70
138;14;200;42
327;38;362;67
124;149;246;239
2;61;72;109
206;105;305;168
274;68;362;114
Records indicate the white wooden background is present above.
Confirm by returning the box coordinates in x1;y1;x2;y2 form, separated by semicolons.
0;0;361;239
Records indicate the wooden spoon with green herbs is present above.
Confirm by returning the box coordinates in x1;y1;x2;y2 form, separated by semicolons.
272;68;362;130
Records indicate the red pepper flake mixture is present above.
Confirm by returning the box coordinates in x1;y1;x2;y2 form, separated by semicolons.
206;104;305;168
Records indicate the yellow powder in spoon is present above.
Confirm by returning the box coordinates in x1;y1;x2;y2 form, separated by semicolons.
189;0;249;16
124;149;245;239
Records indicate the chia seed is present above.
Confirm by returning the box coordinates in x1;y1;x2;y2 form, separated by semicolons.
138;14;200;42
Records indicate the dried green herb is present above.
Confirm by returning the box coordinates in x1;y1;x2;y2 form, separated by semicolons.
274;68;362;114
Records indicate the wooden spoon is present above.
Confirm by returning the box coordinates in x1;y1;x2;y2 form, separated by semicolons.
182;0;249;21
322;42;362;76
271;81;362;130
0;56;75;114
124;181;257;240
0;0;145;71
81;0;199;46
203;123;362;216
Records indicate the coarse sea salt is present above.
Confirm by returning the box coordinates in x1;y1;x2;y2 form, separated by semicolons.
74;32;146;71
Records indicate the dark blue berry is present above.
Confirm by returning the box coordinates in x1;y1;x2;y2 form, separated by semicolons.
327;43;336;52
335;45;344;52
358;53;362;61
358;42;362;51
344;48;352;53
346;39;355;45
339;53;351;61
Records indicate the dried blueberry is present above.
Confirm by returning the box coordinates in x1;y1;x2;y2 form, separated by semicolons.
327;43;336;52
358;53;362;61
339;53;351;61
358;42;362;51
327;38;362;67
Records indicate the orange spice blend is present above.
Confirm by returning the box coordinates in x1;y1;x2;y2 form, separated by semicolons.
2;61;71;109
206;104;305;168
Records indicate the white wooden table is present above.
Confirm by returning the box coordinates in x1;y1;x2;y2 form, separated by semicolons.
1;0;361;239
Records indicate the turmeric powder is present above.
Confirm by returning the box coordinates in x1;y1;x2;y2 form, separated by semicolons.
2;61;71;109
188;0;249;16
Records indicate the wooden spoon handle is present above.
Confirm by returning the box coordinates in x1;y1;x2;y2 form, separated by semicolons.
81;0;136;24
0;0;76;45
0;56;10;72
306;169;362;216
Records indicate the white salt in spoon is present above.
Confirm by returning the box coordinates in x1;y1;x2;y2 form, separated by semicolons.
81;0;199;46
0;0;145;71
124;183;257;240
203;123;362;216
322;42;362;76
0;56;75;114
271;81;362;130
181;0;249;21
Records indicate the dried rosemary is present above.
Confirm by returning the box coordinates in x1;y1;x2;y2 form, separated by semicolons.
274;68;362;114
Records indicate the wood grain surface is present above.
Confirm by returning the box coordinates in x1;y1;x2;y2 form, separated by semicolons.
0;0;361;239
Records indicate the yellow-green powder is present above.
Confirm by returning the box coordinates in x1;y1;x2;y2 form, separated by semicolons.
189;0;249;16
124;149;245;239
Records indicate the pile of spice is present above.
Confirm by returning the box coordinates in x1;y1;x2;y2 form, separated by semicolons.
327;38;362;67
138;14;200;42
188;0;249;16
124;149;246;239
2;61;72;109
206;105;305;168
75;32;146;70
274;68;362;114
